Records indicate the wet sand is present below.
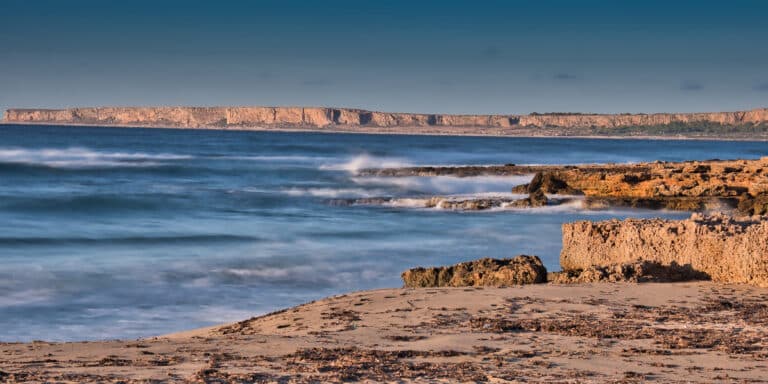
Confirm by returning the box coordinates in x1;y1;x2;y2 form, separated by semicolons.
2;282;767;383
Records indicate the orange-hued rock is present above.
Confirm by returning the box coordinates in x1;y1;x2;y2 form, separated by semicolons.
273;107;304;125
5;106;768;131
301;107;333;127
365;158;768;212
226;107;275;125
560;214;768;287
538;159;767;198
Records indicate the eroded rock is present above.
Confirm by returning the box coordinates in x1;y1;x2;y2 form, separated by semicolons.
512;172;582;195
561;214;768;287
738;192;768;215
7;107;768;130
401;255;547;287
549;260;710;284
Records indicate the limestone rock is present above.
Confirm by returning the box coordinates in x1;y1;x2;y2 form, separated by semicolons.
523;172;582;195
549;260;710;284
401;256;547;288
737;192;768;215
371;158;768;212
6;106;768;130
560;214;768;287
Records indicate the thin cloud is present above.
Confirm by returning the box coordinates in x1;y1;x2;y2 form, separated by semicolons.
753;82;768;92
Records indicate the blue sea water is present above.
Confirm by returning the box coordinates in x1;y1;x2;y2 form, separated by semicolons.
1;124;767;341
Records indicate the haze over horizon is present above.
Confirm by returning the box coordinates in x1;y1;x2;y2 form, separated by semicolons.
2;0;767;115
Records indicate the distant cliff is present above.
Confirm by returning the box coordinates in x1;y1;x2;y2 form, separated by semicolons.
4;106;768;136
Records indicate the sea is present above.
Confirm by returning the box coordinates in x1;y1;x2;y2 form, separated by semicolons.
1;124;767;341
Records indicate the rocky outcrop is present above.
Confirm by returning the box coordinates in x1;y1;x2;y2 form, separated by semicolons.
549;260;710;283
5;106;768;132
401;256;547;287
365;158;768;212
560;214;768;287
513;172;582;195
328;194;573;211
738;192;768;215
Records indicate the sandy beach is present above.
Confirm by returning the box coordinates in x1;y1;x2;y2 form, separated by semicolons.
2;282;767;383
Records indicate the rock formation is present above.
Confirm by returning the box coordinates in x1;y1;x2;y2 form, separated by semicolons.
738;192;768;215
560;214;768;287
4;106;768;134
549;260;710;284
364;158;768;213
401;256;547;287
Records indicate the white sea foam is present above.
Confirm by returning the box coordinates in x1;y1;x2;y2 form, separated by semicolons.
0;147;191;168
383;198;431;208
282;187;385;198
351;175;532;195
217;155;328;162
320;154;412;173
0;288;54;307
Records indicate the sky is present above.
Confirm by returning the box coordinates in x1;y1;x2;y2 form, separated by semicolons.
1;0;767;115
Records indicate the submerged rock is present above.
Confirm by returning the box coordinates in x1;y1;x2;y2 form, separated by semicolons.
401;255;547;288
549;260;710;284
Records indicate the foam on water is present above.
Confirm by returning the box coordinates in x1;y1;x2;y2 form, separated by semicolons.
320;153;412;172
351;175;533;195
0;147;191;168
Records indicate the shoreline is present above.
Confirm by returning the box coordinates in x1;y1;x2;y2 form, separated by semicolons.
3;282;767;382
3;121;768;142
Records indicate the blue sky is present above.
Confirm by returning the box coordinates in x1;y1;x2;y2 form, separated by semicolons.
1;0;767;114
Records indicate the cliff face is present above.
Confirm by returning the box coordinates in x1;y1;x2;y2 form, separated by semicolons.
4;106;768;130
560;214;768;287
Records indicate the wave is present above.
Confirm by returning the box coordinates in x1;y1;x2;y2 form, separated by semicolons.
319;154;412;173
351;175;532;195
208;154;330;162
0;147;192;169
0;288;55;307
0;234;262;246
282;187;386;198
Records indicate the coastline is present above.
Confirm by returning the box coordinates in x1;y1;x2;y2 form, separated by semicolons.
2;121;768;142
3;282;767;382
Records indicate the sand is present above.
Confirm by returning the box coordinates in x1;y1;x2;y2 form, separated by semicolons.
2;282;767;383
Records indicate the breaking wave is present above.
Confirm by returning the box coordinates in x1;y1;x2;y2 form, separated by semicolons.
319;154;412;173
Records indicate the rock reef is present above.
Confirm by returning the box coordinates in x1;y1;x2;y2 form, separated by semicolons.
401;256;547;287
363;158;768;213
561;214;768;287
5;106;768;137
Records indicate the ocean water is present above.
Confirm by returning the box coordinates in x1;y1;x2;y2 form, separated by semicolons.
1;124;767;342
